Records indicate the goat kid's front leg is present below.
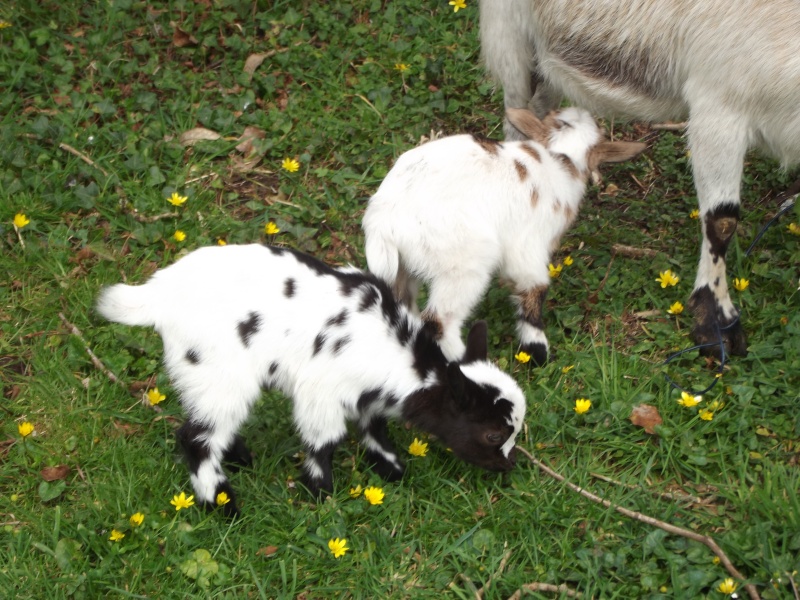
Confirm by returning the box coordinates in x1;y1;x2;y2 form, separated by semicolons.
177;421;247;518
685;107;749;358
515;284;549;366
359;416;405;482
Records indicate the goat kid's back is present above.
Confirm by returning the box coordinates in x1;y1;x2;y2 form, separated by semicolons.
97;244;526;517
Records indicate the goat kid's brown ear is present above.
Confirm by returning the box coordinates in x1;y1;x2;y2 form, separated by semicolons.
462;321;488;364
505;108;550;144
590;141;648;166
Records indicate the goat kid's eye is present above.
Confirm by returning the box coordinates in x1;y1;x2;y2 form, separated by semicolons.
486;433;505;444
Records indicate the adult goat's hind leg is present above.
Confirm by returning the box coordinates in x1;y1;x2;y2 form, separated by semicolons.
685;106;750;358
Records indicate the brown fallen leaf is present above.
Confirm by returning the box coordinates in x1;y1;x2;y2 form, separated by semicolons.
243;53;272;79
235;125;266;155
179;127;221;146
630;404;662;434
171;22;198;47
41;465;70;482
256;545;279;557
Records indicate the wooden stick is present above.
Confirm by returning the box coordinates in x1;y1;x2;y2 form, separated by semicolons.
507;583;582;599
58;313;123;387
611;243;659;259
650;122;687;131
516;446;760;600
58;142;109;177
476;544;512;598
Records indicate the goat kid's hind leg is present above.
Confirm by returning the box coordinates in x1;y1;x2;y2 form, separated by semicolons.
359;416;405;482
177;420;244;518
685;106;749;358
514;283;550;366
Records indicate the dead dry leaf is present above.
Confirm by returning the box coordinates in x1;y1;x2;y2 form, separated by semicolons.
256;546;279;557
235;126;266;155
179;127;221;146
40;465;70;482
243;53;272;79
170;22;198;47
630;404;662;434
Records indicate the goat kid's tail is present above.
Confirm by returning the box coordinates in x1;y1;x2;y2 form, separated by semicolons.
96;282;161;327
364;229;401;285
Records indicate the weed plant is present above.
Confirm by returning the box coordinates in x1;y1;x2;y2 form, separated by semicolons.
1;1;799;598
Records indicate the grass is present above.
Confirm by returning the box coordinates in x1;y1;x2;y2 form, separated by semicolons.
1;1;799;598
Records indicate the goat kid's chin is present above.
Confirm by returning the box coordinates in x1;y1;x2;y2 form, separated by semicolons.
453;445;518;473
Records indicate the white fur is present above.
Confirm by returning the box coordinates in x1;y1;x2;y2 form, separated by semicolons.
97;244;526;511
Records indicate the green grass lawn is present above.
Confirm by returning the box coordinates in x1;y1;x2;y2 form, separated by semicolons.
2;1;799;598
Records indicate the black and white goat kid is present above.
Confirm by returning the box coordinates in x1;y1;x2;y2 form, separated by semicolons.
97;244;526;517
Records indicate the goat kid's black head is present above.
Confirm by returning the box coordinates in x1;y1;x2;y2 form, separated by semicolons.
438;321;519;472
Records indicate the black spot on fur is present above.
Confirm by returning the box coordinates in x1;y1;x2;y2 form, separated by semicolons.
358;286;380;312
237;312;261;348
331;336;351;355
357;389;382;412
704;203;740;259
176;421;210;475
268;362;279;376
222;435;253;471
312;332;327;356
411;321;447;379
325;309;349;328
185;349;200;364
284;278;296;298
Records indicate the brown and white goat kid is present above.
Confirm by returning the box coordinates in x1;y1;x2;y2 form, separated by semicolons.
479;0;800;357
363;107;645;365
97;244;526;517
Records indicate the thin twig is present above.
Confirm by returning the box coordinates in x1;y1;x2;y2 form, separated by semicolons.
516;446;760;600
611;243;659;259
650;122;687;131
58;313;124;388
476;543;512;598
128;211;179;223
58;142;109;177
507;583;582;599
788;571;800;600
13;225;25;250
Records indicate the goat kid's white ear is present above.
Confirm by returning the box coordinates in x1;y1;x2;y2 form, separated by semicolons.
505;108;550;144
462;321;488;364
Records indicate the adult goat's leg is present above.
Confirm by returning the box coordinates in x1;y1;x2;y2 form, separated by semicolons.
685;106;750;357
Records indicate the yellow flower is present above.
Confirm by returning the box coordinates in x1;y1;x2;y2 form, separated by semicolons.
732;278;749;291
281;157;300;172
109;529;125;542
548;263;563;278
170;491;195;511
678;391;702;407
708;399;724;411
563;255;574;266
216;492;230;506
449;0;467;12
394;63;409;72
561;364;575;374
18;422;34;438
173;230;186;242
217;238;227;246
348;485;363;499
0;21;11;30
667;301;684;315
363;486;385;505
698;408;714;421
408;438;428;457
167;192;188;206
689;209;700;219
328;537;349;558
13;213;30;228
656;270;680;288
712;556;721;565
147;388;166;405
717;578;738;594
788;222;800;235
514;351;531;364
574;398;591;414
265;221;280;235
129;512;145;527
